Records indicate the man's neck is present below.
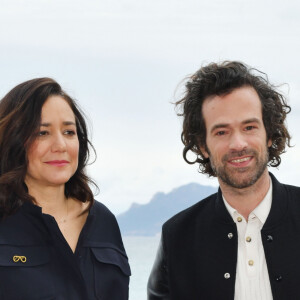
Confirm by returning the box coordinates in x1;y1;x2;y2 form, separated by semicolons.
219;169;271;221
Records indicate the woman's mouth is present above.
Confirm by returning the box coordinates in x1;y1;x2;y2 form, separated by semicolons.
45;160;69;166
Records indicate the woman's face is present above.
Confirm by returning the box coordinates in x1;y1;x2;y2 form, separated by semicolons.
25;96;79;189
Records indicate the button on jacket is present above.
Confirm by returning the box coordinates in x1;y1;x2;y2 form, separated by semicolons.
147;173;300;300
0;200;131;300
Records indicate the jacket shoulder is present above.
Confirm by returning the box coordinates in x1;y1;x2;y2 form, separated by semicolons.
91;200;121;233
283;183;300;194
163;192;217;232
92;200;116;218
89;200;126;249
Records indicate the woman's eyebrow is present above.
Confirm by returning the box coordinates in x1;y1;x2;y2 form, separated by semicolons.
40;121;76;127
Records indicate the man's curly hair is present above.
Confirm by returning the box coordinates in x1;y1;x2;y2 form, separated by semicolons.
175;61;291;177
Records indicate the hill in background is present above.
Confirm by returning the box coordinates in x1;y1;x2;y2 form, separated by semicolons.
117;183;217;236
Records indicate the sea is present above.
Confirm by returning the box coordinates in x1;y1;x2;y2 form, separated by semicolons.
123;235;161;300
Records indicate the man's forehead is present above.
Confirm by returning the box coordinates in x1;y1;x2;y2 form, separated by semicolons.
202;86;263;127
203;86;259;103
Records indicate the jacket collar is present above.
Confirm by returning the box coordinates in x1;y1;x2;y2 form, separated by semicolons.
215;188;235;224
21;200;96;216
263;172;288;230
214;172;288;228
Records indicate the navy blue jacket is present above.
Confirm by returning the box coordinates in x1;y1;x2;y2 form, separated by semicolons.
148;173;300;300
0;200;130;300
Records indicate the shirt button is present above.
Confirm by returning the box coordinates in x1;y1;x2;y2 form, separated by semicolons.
246;236;252;242
248;260;254;266
237;217;242;222
228;233;233;239
275;275;282;282
266;235;273;242
224;273;230;279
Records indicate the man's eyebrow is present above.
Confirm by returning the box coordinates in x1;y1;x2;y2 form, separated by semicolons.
40;121;76;126
210;123;230;134
242;118;261;124
210;118;261;133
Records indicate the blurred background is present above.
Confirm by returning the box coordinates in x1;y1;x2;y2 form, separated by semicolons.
1;1;300;298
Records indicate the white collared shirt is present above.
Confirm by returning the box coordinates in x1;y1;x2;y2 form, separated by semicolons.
223;179;273;300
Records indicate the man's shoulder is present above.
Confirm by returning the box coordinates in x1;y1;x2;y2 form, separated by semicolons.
283;182;300;193
163;192;218;231
271;172;300;197
281;182;300;202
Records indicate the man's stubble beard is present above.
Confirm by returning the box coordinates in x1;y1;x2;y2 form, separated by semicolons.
208;147;269;189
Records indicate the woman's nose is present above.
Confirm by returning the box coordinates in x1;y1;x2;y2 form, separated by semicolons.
51;134;67;152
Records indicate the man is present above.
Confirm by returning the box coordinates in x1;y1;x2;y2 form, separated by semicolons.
147;61;300;300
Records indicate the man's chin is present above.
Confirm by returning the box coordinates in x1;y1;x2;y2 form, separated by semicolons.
219;169;259;189
221;166;269;189
221;178;254;189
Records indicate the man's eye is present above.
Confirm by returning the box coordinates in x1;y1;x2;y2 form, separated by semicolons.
216;131;226;136
245;126;255;131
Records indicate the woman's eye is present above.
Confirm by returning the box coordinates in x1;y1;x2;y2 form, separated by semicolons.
64;130;76;136
38;131;48;136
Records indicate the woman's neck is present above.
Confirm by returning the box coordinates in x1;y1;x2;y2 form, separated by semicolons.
26;181;67;215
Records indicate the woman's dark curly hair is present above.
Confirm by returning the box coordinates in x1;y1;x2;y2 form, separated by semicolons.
0;77;98;217
175;61;291;177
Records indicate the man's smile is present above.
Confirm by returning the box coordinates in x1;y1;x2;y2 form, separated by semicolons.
228;156;253;167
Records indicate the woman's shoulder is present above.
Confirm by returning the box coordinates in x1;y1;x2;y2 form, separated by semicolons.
86;200;126;248
89;200;121;231
91;200;116;218
0;204;49;245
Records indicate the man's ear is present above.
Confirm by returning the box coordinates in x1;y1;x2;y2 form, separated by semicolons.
267;139;272;148
200;145;209;159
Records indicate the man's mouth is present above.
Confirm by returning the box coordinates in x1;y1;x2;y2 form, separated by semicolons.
230;157;251;163
227;155;253;168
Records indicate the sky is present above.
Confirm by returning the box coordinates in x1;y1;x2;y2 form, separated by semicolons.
0;0;300;215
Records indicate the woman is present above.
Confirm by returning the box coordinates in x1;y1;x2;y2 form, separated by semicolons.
0;78;130;300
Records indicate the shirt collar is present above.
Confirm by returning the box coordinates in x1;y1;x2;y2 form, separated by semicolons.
21;201;43;215
223;176;272;224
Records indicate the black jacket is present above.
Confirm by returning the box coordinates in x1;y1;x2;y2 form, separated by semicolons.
0;200;130;300
148;173;300;300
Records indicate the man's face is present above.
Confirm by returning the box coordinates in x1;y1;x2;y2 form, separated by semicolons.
201;86;272;189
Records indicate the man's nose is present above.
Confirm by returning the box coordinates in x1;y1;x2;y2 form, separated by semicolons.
229;132;248;152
